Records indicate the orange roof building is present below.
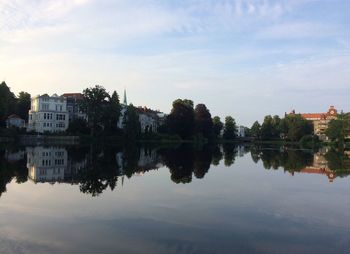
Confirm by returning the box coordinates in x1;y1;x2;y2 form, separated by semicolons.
289;106;338;140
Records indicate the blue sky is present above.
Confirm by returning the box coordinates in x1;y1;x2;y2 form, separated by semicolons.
1;0;350;126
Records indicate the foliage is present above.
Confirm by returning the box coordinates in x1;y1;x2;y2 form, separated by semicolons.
325;113;350;144
166;99;195;139
0;82;16;127
194;104;213;139
223;116;237;140
123;104;141;141
212;116;223;138
250;121;261;139
67;118;90;135
79;85;110;136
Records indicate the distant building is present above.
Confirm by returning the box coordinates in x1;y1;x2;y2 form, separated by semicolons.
137;107;161;133
62;93;87;122
27;94;69;133
117;90;166;133
6;114;25;128
237;126;245;138
288;106;338;140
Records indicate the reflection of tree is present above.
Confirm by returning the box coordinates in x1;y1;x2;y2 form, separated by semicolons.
325;149;350;177
0;148;27;197
78;145;122;196
223;144;237;167
122;145;140;178
256;148;313;173
161;145;194;184
211;145;223;166
161;144;225;183
193;146;212;179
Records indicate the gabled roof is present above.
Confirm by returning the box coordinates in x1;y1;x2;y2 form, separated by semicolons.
7;114;23;120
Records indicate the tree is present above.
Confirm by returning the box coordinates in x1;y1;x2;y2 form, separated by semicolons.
250;121;261;139
79;85;110;136
194;104;213;139
284;114;313;141
213;116;223;138
16;92;31;121
223;116;237;139
123;104;141;141
103;91;121;134
261;115;273;139
0;82;16;127
167;99;195;139
325;113;350;144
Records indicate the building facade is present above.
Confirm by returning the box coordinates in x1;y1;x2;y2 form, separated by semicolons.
27;94;69;133
6;114;25;128
62;93;87;122
289;106;338;140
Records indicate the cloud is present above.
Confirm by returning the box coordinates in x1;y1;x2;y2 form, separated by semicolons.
257;22;336;39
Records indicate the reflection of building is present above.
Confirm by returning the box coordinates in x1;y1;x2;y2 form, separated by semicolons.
5;150;25;162
27;94;69;133
26;147;67;183
298;149;336;182
6;114;25;128
62;93;87;122
288;106;337;140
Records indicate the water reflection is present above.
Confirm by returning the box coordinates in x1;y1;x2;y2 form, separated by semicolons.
0;144;350;197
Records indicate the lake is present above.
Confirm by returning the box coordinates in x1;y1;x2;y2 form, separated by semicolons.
0;144;350;254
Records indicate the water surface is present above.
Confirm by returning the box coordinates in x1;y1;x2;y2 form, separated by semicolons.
0;144;350;254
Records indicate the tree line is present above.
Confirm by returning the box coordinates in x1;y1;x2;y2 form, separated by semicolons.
0;82;31;127
248;114;313;142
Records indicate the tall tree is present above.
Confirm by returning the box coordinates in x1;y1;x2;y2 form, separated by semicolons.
123;104;141;141
103;91;121;133
250;121;261;139
194;103;213;139
213;116;224;138
16;92;31;121
167;99;195;139
0;82;16;126
223;116;237;139
80;85;110;136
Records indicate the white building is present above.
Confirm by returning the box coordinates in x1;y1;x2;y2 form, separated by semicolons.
26;146;67;183
27;94;69;133
237;125;245;138
6;114;25;128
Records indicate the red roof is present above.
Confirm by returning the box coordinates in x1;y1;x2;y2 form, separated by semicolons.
301;113;327;120
62;93;83;99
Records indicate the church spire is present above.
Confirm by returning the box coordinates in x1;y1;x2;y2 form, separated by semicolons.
123;89;127;105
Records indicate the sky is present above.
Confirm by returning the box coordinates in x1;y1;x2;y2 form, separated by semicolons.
0;0;350;126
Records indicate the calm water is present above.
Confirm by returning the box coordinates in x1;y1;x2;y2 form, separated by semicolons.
1;144;350;254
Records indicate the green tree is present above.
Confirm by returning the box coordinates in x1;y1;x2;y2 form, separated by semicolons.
194;103;213;139
103;91;121;134
212;116;223;138
123;104;141;141
0;82;16;127
223;116;237;139
250;121;261;139
16;91;31;121
261;115;273;139
80;85;110;136
284;114;313;141
167;99;195;139
325;113;350;144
